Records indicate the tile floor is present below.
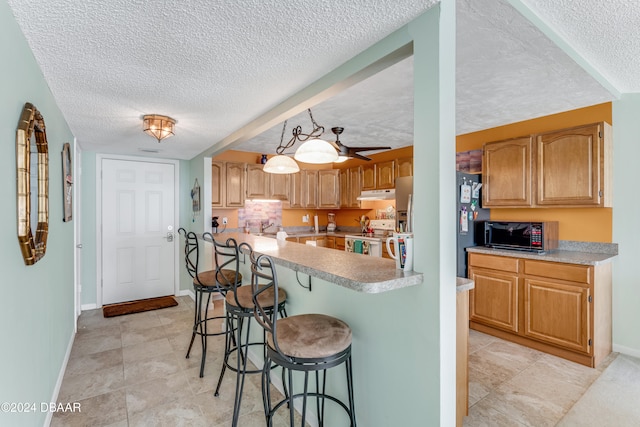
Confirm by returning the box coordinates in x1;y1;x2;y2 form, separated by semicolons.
52;297;640;426
464;329;640;427
51;296;296;427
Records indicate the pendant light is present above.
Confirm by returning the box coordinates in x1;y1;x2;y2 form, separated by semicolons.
263;120;300;174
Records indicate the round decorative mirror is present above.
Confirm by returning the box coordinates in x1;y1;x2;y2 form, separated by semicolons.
16;102;49;265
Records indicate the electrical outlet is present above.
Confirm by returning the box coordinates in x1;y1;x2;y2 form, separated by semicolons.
302;215;309;223
222;217;228;225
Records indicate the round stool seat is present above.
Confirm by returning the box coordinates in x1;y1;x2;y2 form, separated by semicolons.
268;314;352;359
226;285;286;310
195;269;242;289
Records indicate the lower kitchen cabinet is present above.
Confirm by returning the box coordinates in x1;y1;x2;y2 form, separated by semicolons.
335;236;345;251
468;252;611;368
469;266;519;333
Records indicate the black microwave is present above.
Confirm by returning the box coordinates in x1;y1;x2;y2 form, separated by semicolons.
478;221;559;253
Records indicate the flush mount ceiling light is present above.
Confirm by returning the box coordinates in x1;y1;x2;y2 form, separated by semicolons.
263;120;301;174
143;114;176;143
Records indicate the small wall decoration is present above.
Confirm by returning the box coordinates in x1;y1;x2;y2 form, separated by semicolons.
16;102;49;265
191;178;200;222
62;142;72;222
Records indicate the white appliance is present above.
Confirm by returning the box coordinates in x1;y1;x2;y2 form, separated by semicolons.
345;235;382;257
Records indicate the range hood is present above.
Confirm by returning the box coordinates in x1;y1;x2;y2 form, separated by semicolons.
357;189;395;201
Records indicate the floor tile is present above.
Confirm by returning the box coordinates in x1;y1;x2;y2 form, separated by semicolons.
51;389;128;427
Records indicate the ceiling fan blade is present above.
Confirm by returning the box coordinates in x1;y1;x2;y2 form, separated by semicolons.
351;153;373;161
348;146;391;153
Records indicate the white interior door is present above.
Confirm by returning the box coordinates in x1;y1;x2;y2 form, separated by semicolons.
102;158;176;305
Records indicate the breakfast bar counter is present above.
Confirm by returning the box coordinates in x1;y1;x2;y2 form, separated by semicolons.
217;232;423;293
198;231;431;427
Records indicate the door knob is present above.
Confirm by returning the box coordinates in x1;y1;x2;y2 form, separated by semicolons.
165;232;174;242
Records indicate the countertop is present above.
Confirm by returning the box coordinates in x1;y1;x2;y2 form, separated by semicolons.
466;244;617;266
212;232;423;294
456;277;474;292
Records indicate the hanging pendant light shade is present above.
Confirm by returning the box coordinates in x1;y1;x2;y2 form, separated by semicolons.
143;114;176;142
263;154;300;174
294;138;339;164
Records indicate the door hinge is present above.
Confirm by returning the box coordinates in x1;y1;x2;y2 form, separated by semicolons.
588;295;592;303
588;338;592;346
599;190;603;197
599;131;602;139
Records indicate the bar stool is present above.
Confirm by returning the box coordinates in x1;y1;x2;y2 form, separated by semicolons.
178;228;241;378
250;253;356;427
203;237;287;427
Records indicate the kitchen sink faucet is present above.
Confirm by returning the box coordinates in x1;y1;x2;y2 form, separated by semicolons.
260;222;274;233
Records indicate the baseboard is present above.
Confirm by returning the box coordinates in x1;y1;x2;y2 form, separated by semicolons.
43;329;76;426
179;289;195;300
613;343;640;359
80;303;97;311
246;348;319;427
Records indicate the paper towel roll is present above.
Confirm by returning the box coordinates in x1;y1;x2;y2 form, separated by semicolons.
314;215;319;233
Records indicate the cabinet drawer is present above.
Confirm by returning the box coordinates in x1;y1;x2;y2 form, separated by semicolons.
468;253;519;273
524;260;591;284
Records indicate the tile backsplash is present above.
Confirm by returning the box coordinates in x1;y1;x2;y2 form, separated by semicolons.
238;200;282;231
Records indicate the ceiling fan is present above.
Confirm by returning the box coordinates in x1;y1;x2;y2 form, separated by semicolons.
329;127;391;161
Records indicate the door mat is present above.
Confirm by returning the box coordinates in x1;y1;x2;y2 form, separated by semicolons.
103;296;178;318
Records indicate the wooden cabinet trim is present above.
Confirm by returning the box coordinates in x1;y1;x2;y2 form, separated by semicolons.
468;253;519;273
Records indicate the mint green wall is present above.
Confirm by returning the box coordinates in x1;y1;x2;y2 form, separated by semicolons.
612;94;640;357
0;2;76;426
80;151;97;305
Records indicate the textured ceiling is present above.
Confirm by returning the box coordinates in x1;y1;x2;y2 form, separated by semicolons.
6;0;633;160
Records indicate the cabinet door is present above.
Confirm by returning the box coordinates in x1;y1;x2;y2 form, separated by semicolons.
469;267;519;333
339;169;349;207
303;170;318;208
325;236;336;249
225;162;245;207
246;164;269;199
523;278;590;353
536;123;609;207
482;137;532;207
396;157;413;177
335;237;345;251
376;160;395;189
211;161;224;207
361;164;376;191
348;166;362;208
269;173;289;201
289;172;303;208
318;169;340;208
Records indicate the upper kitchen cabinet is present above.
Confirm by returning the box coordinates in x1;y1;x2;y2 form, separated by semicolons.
289;171;304;208
269;173;289;201
303;170;319;208
224;161;246;207
361;163;376;191
535;122;612;207
289;170;319;209
376;160;395;189
211;161;225;207
211;160;245;208
482;136;533;207
318;169;340;208
246;164;269;199
246;164;290;201
340;166;361;208
395;157;413;178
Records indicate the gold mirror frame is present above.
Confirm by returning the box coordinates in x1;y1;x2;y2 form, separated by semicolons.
17;103;49;265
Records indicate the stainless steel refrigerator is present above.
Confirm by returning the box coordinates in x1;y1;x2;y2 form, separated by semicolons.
456;171;489;277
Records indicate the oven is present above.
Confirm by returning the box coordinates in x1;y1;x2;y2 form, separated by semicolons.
344;235;383;257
